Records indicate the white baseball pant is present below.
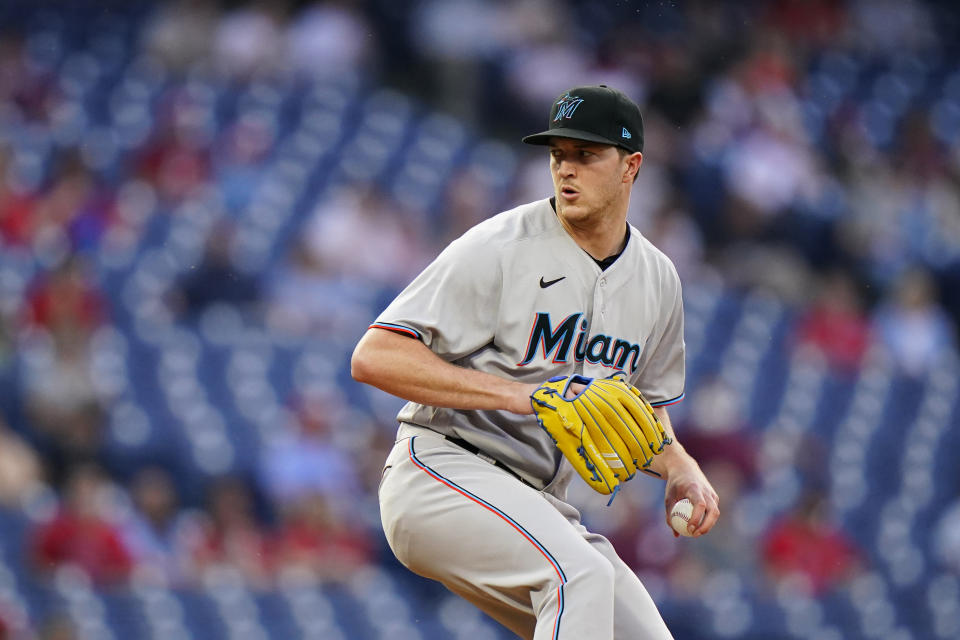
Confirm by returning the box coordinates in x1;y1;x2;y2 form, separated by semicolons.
378;426;673;640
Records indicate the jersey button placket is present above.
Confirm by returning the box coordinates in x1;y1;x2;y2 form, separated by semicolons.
596;278;607;316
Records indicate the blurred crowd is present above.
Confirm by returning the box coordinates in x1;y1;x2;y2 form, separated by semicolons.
0;0;958;637
125;0;960;346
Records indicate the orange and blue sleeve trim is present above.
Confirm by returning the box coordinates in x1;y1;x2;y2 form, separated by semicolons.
408;436;566;639
650;392;684;407
370;322;422;340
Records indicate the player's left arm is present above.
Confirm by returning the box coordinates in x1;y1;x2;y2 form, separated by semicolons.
643;406;720;537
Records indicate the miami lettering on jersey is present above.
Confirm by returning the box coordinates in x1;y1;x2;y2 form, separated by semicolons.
517;312;641;372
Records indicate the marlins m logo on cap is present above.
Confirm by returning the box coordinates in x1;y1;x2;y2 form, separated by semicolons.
553;93;584;121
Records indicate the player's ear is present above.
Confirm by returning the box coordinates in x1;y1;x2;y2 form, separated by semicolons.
623;152;642;184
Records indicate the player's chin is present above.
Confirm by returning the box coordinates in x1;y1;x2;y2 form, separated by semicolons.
556;198;590;219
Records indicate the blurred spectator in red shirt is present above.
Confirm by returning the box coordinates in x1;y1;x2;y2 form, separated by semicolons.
23;255;107;338
0;145;38;247
32;464;132;586
738;28;797;96
761;488;862;595
763;0;847;50
793;269;872;374
136;89;213;205
675;375;758;482
189;476;271;586
0;145;115;255
272;493;373;583
258;389;375;583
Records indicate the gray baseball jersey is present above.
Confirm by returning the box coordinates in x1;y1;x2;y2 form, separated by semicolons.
372;197;685;495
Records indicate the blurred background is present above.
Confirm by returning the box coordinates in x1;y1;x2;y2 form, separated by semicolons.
0;0;958;638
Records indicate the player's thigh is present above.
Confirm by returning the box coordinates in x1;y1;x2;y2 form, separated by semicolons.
380;436;617;591
381;436;628;639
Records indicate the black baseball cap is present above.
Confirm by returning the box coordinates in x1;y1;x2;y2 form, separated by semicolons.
522;85;644;153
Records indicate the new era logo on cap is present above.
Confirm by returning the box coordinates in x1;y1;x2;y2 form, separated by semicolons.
621;127;631;139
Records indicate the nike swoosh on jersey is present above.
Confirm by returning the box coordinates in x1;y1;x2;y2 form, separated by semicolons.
539;276;566;288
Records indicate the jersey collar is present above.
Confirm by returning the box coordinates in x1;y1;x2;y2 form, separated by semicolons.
548;197;630;271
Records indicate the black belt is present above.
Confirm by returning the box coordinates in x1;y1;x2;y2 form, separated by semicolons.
445;436;532;487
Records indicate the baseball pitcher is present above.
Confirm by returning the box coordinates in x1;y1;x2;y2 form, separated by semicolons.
353;85;719;640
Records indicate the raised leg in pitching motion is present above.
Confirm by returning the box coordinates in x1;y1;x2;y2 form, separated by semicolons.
378;429;673;640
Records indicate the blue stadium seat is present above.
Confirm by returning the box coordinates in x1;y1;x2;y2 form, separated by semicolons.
175;589;229;640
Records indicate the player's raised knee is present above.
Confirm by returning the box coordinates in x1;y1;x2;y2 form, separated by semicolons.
566;550;616;596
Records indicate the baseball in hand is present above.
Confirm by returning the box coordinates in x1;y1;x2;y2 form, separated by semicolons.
670;498;696;537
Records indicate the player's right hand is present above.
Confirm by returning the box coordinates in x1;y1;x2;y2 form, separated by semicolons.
662;456;719;537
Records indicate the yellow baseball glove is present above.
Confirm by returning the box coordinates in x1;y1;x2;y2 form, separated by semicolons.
530;373;671;499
